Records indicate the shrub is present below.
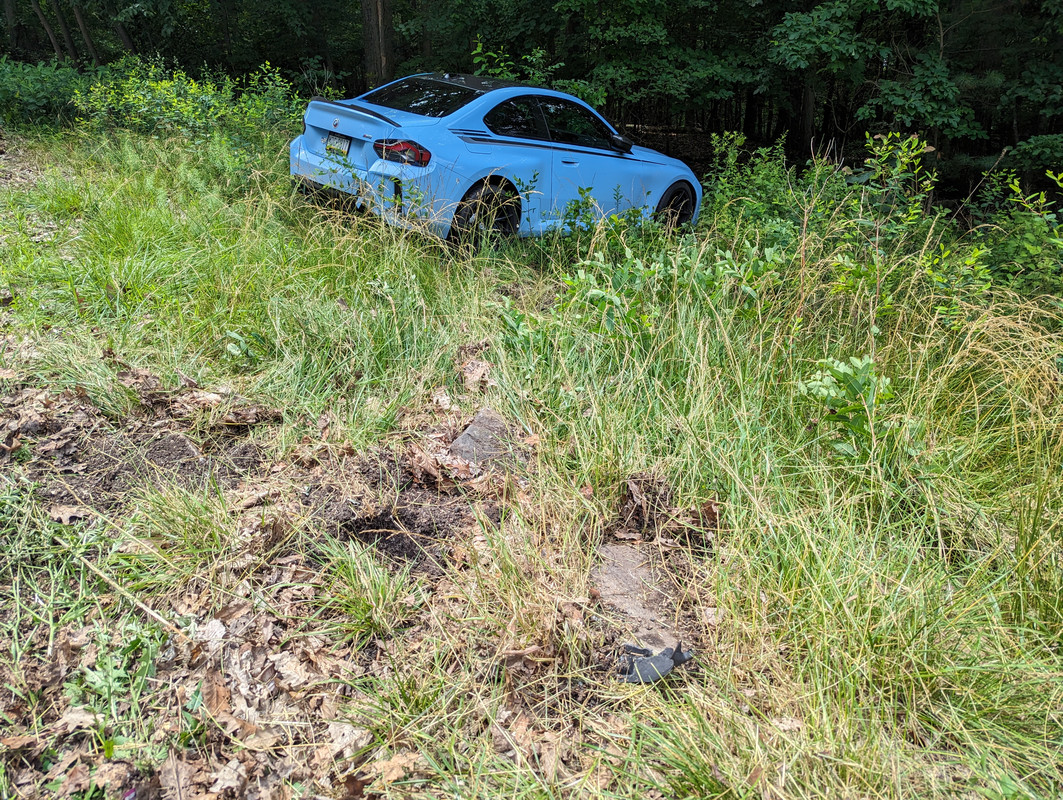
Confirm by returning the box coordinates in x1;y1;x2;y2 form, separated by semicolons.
0;57;93;122
72;57;302;141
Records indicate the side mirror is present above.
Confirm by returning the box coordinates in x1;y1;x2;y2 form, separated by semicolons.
610;133;634;153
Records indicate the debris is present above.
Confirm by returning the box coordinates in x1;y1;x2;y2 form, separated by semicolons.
48;505;93;525
618;642;694;683
703;606;725;627
460;358;493;392
448;407;511;466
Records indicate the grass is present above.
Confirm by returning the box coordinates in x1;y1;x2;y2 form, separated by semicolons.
0;124;1061;799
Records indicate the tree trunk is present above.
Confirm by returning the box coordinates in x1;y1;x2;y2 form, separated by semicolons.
28;0;64;58
799;81;816;154
71;2;98;64
361;0;393;88
4;0;17;51
48;0;78;60
103;0;135;52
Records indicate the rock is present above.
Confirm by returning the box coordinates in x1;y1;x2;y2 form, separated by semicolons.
448;408;511;466
590;543;680;649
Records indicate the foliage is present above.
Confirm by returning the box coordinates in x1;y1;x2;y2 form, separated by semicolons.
72;57;302;140
973;170;1063;297
0;56;93;122
2;124;1063;798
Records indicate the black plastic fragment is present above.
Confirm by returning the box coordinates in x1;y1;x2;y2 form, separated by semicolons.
619;641;694;683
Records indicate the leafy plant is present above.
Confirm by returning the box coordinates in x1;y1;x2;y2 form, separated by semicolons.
799;354;925;484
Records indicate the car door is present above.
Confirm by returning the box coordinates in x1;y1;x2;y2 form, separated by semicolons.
480;95;553;234
537;97;651;227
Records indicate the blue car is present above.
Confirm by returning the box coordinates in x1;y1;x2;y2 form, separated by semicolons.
290;73;701;242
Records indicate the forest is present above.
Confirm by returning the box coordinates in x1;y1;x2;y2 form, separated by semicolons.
3;0;1063;191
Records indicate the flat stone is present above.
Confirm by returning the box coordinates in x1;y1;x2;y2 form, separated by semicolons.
591;543;680;649
448;408;511;465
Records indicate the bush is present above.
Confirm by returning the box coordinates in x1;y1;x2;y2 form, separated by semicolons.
72;57;303;141
972;169;1063;298
0;57;94;122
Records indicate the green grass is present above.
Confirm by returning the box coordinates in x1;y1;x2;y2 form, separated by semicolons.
1;126;1061;799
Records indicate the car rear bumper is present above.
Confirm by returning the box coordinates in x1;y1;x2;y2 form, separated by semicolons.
289;136;457;237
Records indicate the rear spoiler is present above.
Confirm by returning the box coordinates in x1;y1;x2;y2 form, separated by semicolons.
309;97;401;127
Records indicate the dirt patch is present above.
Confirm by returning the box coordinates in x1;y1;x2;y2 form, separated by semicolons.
591;543;684;650
1;384;275;513
0;135;44;192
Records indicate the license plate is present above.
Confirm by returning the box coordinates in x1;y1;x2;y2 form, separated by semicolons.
325;133;351;157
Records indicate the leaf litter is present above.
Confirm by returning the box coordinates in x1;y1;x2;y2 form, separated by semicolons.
0;347;715;798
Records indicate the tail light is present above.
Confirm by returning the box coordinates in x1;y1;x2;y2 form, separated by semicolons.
374;139;431;167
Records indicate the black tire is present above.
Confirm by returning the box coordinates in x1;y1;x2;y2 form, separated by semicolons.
447;182;520;250
654;182;695;227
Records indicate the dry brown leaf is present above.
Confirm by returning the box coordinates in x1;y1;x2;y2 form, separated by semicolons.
92;761;134;791
536;730;568;782
461;359;493;392
431;388;454;411
0;368;16;379
267;651;316;690
327;722;372;760
367;751;421;784
208;758;247;794
57;762;90;797
202;673;231;717
159;755;204;800
771;716;804;733
0;735;39;750
703;606;725;627
53;707;100;734
48;505;93;525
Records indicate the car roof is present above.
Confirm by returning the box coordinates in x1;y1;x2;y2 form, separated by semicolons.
417;73;526;93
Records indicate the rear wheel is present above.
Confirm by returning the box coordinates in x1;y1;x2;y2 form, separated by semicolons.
654;182;695;227
448;182;520;251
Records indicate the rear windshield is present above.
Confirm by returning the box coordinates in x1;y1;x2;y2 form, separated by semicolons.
363;78;479;117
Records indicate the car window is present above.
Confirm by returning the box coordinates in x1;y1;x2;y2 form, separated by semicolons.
483;96;548;140
538;98;614;150
363;77;480;117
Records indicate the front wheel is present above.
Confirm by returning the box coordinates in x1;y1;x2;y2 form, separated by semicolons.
654;182;695;227
448;182;520;251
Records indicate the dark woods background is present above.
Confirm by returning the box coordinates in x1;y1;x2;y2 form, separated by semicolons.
2;0;1062;191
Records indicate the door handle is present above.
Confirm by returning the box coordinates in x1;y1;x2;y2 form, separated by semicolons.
561;159;579;166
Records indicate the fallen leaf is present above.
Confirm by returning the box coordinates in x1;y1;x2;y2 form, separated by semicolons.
461;359;492;392
48;505;93;525
328;722;372;757
53;706;100;734
771;716;803;733
0;735;39;750
92;761;134;791
703;606;725;627
201;673;231;717
159;755;204;799
0;368;16;379
57;763;90;797
267;651;316;690
431;388;454;411
208;758;247;794
367;752;421;784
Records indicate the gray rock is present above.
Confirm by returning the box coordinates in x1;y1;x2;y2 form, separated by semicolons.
591;543;681;649
448;408;511;465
